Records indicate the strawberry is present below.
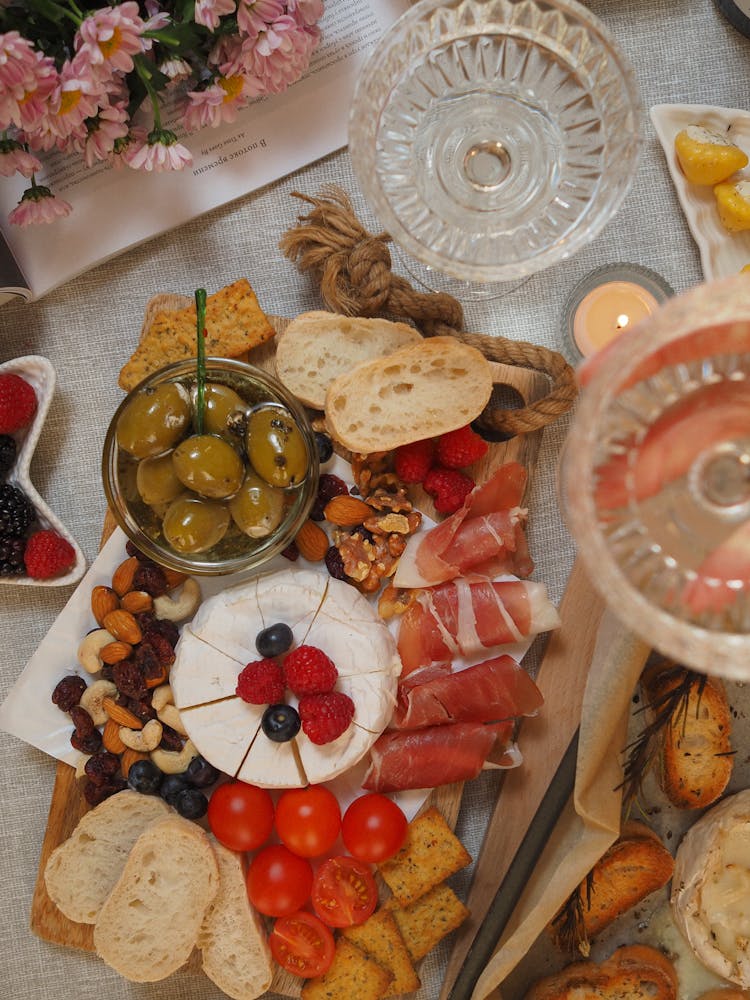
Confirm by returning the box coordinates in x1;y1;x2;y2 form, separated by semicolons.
0;373;38;434
236;658;285;704
298;691;355;745
394;438;435;483
283;644;338;697
436;424;488;469
423;467;475;515
23;529;75;579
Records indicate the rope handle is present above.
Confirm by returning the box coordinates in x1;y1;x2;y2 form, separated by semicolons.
279;185;577;436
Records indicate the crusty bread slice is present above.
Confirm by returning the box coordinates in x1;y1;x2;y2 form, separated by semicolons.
93;816;219;982
641;661;733;809
44;790;172;924
525;944;678;1000
198;837;273;1000
274;311;422;409
325;336;493;453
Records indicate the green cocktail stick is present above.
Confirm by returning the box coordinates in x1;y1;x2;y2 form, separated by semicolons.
195;287;207;435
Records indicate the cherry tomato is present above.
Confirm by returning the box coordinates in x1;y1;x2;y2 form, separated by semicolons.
311;855;378;928
275;785;342;858
269;911;336;978
246;844;314;917
341;793;408;863
207;781;274;853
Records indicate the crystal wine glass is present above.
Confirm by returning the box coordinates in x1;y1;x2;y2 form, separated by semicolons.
349;0;641;295
561;273;750;679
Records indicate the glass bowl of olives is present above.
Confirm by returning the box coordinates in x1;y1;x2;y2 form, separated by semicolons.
102;358;319;576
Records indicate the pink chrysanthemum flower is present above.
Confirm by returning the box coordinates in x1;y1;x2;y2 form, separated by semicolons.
75;2;148;76
242;16;318;93
0;138;41;178
0;36;58;132
182;74;261;131
195;0;237;31
123;128;193;172
46;56;103;142
80;100;130;167
236;0;284;39
8;184;72;226
287;0;324;27
209;33;246;78
159;56;193;83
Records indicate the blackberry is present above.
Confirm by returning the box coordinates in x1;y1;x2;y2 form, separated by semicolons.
0;536;25;576
0;483;34;537
0;435;16;477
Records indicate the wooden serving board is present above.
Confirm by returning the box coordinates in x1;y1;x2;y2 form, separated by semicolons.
30;303;553;996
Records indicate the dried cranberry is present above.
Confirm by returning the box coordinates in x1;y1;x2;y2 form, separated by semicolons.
127;696;157;722
325;545;346;580
133;562;169;597
310;474;349;521
159;725;184;752
281;541;299;561
70;705;95;737
71;729;102;754
100;664;114;682
112;658;147;699
142;616;179;648
83;776;126;806
140;631;176;668
84;752;121;785
51;675;87;713
133;642;161;680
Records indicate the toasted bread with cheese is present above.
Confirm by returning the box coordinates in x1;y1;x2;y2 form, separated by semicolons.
525;944;678;1000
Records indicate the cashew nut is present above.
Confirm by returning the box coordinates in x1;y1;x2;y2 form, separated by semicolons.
150;684;174;713
119;718;163;752
149;684;187;735
153;578;201;622
79;679;118;726
77;629;116;674
150;739;199;775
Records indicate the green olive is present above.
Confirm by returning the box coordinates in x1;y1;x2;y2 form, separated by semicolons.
246;404;308;489
136;452;183;506
116;383;191;459
229;472;285;538
162;495;230;553
172;434;244;499
200;383;249;437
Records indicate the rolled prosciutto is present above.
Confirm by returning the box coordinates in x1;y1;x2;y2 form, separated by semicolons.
394;462;534;589
393;654;543;729
397;577;560;675
362;721;519;793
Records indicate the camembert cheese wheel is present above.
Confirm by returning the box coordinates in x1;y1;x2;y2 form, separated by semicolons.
170;567;401;787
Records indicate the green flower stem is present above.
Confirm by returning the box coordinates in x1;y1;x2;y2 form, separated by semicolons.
133;55;163;131
195;288;207;436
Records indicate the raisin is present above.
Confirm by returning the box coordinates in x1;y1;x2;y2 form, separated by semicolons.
83;776;126;806
51;675;87;712
159;725;184;752
84;752;121;785
133;562;169;597
70;705;95;737
71;729;102;754
281;541;299;561
141;631;176;668
127;696;157;722
112;658;147;699
310;474;349;521
147;617;179;648
325;545;346;580
100;664;114;682
134;641;161;680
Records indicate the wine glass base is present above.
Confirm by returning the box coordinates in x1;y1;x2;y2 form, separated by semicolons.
394;246;533;304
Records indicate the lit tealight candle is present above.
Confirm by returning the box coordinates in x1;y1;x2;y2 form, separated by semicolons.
572;281;660;357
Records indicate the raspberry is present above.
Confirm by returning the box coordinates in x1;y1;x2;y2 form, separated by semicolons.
310;473;349;521
394;438;435;483
298;691;355;745
0;373;37;434
236;658;285;704
423;467;475;515
23;529;76;579
283;645;338;697
436;424;489;469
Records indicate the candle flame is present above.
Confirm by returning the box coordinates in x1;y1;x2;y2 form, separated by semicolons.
616;313;630;330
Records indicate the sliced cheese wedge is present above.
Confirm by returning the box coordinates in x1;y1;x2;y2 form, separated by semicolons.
171;631;243;708
180;698;263;777
236;730;305;788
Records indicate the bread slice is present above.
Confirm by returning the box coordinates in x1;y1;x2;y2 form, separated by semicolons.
325;336;493;453
274;311;422;409
93;816;219;982
197;837;273;1000
44;790;172;924
641;660;733;809
526;944;678;1000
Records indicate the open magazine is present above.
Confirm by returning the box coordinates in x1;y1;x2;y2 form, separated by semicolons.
0;0;408;304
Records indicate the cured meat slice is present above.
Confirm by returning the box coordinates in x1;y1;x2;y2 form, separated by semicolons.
393;654;543;729
394;463;533;588
397;578;560;675
362;721;517;792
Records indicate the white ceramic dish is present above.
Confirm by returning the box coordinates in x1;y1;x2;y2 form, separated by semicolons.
651;103;750;281
0;355;86;587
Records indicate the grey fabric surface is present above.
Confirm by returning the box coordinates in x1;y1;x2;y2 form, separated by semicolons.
0;2;747;998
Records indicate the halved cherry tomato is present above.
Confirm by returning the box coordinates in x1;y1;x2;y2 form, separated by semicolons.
246;844;314;917
269;911;336;978
207;781;274;853
341;793;408;863
311;855;378;928
275;785;341;858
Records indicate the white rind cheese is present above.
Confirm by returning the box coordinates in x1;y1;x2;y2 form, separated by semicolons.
181;699;264;776
672;788;750;986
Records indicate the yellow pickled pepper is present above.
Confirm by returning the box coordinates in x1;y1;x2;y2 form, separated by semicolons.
674;125;748;185
714;181;750;232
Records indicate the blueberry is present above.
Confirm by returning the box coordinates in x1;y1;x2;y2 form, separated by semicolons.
262;704;301;742
185;755;220;789
314;431;334;465
255;622;293;658
160;773;189;806
175;788;208;820
127;759;163;795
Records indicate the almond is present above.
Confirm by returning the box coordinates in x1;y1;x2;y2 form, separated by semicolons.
323;494;372;526
102;608;142;645
102;696;144;730
120;747;149;778
102;717;126;754
91;585;119;626
99;640;133;665
112;556;139;596
295;519;329;562
121;590;153;614
162;568;188;591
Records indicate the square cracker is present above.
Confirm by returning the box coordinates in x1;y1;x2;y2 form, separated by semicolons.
377;807;472;907
343;908;420;997
387;883;470;962
301;937;393;1000
118;278;275;390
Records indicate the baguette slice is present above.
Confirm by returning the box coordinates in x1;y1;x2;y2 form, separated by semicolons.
94;816;219;982
525;944;678;1000
44;790;172;924
325;336;493;453
275;311;422;409
198;837;273;1000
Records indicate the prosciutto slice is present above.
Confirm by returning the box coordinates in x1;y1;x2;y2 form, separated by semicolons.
393;654;543;729
362;721;518;792
394;463;534;589
397;577;561;675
